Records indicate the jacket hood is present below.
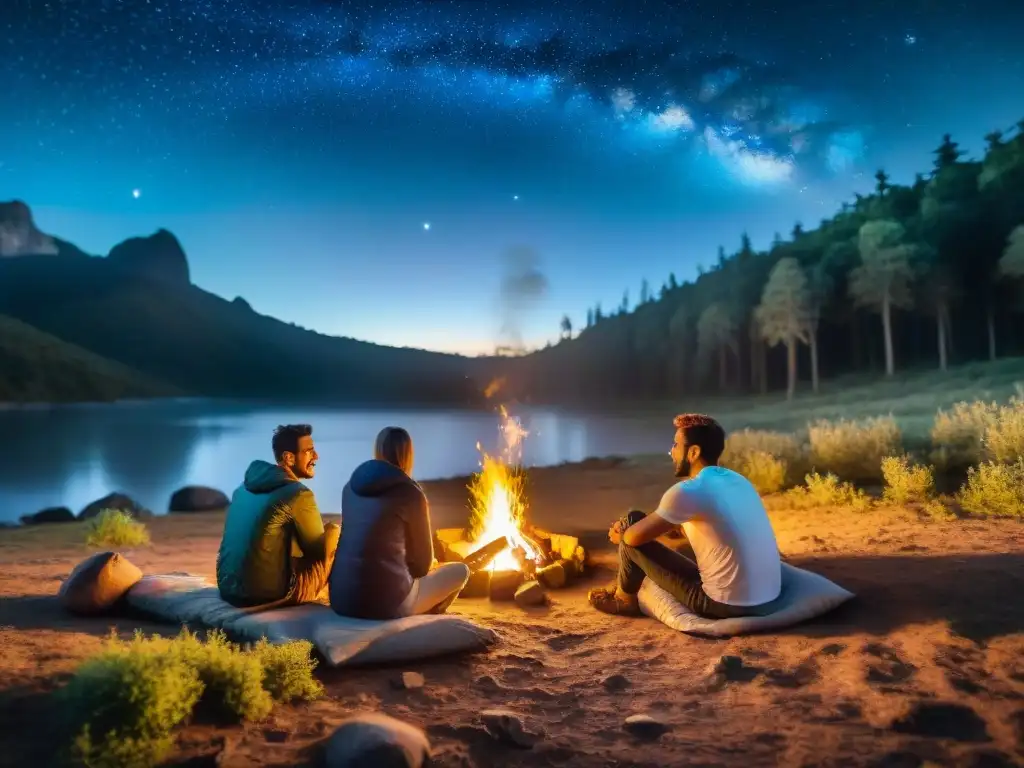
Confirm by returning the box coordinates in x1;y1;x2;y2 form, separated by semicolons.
348;459;416;497
243;460;300;494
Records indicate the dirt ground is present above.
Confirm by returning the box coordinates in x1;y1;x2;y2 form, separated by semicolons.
2;456;1023;767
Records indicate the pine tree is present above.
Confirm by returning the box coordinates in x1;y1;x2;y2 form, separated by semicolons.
755;258;811;399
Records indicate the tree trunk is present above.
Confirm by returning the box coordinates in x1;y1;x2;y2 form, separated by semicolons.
882;294;895;377
785;338;797;400
987;304;997;361
718;346;727;391
809;328;820;393
936;305;948;372
759;341;768;394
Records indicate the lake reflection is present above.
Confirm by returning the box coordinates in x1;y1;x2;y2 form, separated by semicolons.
0;400;669;523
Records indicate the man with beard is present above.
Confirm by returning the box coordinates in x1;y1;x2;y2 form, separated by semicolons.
588;413;782;619
217;424;340;608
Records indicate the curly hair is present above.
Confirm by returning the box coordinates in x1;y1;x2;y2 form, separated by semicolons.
672;413;726;464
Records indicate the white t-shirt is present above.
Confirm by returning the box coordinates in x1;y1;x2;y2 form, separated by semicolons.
654;466;781;606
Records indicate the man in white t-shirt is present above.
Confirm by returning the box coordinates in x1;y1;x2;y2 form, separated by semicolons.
588;413;782;618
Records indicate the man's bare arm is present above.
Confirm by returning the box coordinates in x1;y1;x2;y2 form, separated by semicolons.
622;513;677;547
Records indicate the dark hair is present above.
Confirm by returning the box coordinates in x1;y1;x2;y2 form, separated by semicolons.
672;413;726;464
272;424;313;461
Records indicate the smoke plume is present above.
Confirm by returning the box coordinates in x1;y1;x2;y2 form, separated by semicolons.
497;245;549;353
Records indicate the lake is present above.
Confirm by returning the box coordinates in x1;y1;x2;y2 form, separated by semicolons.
0;399;672;525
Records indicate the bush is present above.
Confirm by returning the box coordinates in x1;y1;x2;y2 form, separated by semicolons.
63;629;323;767
881;455;936;505
64;632;203;768
808;415;902;482
930;399;1002;468
720;429;805;490
784;472;872;511
85;509;150;549
983;396;1024;463
956;458;1024;518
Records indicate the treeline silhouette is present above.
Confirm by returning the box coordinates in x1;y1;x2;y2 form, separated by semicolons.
502;122;1024;403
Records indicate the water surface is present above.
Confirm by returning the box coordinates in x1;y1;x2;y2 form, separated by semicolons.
0;399;671;524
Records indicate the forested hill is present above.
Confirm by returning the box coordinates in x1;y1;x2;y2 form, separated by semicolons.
502;124;1024;404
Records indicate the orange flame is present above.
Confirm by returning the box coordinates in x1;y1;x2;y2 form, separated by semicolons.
465;406;540;572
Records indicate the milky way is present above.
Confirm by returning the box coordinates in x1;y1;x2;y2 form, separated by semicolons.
3;0;1023;353
7;0;879;186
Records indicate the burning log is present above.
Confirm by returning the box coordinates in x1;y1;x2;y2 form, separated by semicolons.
459;570;491;598
489;569;524;601
463;536;509;572
434;527;469;562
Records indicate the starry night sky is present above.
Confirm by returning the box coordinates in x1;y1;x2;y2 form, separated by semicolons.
4;0;1023;354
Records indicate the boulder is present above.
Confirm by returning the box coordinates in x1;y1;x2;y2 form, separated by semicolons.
79;492;152;521
169;485;229;513
20;506;75;525
323;712;430;768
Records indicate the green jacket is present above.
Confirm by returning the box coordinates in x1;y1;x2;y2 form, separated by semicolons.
216;460;327;606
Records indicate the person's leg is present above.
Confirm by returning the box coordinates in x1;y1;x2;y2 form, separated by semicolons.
288;522;341;605
398;562;471;616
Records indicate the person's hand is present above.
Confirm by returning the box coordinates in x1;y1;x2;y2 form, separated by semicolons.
608;519;626;545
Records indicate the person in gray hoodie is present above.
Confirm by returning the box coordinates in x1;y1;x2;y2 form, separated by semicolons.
329;426;470;620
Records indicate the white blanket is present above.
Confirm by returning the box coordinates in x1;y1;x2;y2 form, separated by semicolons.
125;574;497;666
638;562;854;637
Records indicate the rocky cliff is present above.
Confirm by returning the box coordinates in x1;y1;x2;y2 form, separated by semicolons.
0;200;59;257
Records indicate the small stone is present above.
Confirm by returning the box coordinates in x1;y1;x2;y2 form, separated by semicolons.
324;712;430;768
623;713;670;739
480;708;539;748
514;580;546;607
391;671;425;690
602;673;631;691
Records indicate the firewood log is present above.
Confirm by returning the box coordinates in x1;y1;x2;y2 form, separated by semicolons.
489;569;524;601
462;536;509;572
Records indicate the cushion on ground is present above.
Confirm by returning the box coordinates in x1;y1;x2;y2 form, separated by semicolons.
124;574;497;666
59;551;144;615
637;562;854;637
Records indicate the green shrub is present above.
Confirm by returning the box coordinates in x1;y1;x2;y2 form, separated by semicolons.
64;632;203;768
85;509;150;549
983;396;1024;463
720;429;805;490
931;399;1002;468
250;638;324;703
808;416;902;482
172;630;273;722
956;458;1024;518
63;629;323;767
881;455;936;505
920;496;960;522
784;472;872;511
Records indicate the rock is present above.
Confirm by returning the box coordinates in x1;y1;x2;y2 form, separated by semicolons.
890;701;990;743
20;506;75;525
480;709;539;749
536;560;568;589
78;492;151;521
391;671;425;690
623;713;670;739
514;580;546;607
602;673;631;692
169;485;229;513
107;228;190;285
324;712;430;768
0;200;59;257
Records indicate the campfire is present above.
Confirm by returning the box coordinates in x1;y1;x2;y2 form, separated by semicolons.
433;407;588;606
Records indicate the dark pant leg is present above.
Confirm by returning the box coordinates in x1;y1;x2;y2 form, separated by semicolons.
617;510;756;620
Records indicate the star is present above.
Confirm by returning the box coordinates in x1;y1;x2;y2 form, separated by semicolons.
904;34;917;46
423;222;431;231
513;195;519;201
132;189;141;199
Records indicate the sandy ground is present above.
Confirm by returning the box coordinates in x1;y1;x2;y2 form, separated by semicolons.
2;456;1024;767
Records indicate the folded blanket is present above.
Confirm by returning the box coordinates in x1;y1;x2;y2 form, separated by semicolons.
125;574;497;666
